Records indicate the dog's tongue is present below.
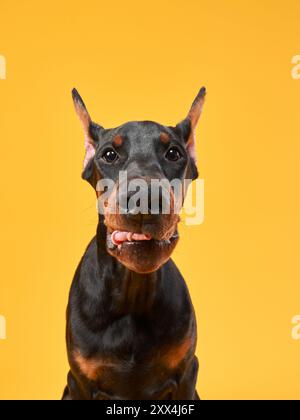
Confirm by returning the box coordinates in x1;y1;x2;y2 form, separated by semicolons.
111;231;152;246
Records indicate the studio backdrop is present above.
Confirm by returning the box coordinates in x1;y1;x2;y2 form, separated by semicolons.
0;0;299;400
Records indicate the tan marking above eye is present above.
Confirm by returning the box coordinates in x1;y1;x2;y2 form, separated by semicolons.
160;132;170;144
113;135;123;147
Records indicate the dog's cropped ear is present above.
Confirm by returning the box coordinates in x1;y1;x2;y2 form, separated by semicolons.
176;87;206;163
72;89;104;171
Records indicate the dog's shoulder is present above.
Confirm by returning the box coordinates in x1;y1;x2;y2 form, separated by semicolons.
160;259;193;308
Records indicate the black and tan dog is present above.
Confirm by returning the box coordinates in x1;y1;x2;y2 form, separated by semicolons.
63;87;206;400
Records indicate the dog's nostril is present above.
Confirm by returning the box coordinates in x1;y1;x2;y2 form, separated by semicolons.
149;190;170;215
118;186;171;216
118;192;142;215
127;197;142;216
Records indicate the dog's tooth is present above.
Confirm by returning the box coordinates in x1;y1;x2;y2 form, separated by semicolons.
127;232;133;242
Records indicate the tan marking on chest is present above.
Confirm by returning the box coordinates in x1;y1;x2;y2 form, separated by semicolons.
162;337;193;370
73;351;115;381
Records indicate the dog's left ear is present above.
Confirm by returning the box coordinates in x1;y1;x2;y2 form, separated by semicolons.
176;87;206;163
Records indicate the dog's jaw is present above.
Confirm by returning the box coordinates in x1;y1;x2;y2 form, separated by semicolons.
106;229;180;274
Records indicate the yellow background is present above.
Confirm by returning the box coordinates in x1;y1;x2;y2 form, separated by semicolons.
0;0;299;400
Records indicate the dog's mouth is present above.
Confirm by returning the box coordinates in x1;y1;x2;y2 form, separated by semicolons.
107;229;179;250
106;227;179;273
111;231;153;247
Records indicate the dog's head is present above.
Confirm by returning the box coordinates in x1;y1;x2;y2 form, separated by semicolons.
72;88;206;273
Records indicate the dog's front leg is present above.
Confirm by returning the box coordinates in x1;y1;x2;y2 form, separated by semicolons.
62;371;92;401
175;356;200;400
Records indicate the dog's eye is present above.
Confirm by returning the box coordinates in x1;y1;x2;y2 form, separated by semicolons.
102;149;118;163
165;147;182;162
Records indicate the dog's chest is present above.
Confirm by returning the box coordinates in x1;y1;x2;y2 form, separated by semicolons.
72;314;195;395
72;337;194;400
74;336;193;380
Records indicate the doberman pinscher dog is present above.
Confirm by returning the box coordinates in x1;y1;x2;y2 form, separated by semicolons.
63;87;206;400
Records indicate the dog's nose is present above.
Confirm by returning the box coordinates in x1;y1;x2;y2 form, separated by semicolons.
118;190;140;216
118;184;171;217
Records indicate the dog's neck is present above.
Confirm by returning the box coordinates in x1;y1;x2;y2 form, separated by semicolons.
112;270;159;316
96;216;159;316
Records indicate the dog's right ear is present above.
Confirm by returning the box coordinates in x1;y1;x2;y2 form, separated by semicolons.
72;89;104;172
